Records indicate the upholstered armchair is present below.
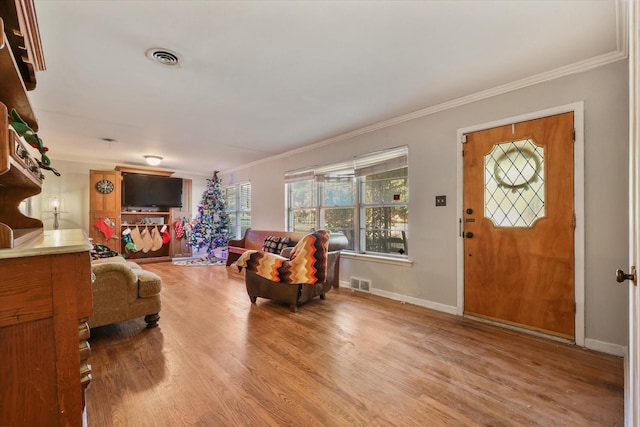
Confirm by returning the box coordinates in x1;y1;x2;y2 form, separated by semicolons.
89;256;162;328
236;230;348;312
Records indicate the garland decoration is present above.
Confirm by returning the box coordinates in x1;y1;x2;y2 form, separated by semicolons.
7;108;59;176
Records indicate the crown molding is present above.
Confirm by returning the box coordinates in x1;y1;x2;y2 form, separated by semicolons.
223;1;629;175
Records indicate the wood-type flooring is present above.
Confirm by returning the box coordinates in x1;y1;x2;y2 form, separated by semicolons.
86;262;624;426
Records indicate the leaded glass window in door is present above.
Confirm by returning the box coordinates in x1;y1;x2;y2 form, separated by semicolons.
484;139;544;227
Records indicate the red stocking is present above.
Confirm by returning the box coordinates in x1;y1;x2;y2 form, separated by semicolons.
174;220;184;239
94;218;114;239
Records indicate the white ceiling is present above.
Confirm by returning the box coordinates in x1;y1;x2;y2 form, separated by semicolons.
29;0;624;175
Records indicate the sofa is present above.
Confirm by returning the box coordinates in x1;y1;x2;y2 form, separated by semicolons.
237;230;349;312
226;228;308;266
89;256;162;328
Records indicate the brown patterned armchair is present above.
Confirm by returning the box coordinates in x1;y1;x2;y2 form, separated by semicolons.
237;230;348;312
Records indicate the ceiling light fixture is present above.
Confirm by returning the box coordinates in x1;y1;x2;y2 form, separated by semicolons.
144;155;163;166
145;48;181;67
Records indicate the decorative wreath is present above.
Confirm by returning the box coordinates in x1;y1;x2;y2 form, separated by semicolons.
493;146;542;190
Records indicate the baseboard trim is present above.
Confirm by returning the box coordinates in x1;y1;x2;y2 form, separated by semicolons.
584;339;627;357
340;280;457;315
340;280;626;356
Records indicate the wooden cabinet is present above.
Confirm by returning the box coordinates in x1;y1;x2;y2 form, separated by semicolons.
170;208;193;259
89;168;192;262
0;3;91;425
0;103;44;248
0;0;45;249
1;1;104;420
121;210;172;263
89;169;121;247
0;230;93;427
0;0;45;132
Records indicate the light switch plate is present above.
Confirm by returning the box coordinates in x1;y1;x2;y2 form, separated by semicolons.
435;195;446;206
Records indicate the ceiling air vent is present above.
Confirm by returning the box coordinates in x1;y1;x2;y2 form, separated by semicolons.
145;48;181;67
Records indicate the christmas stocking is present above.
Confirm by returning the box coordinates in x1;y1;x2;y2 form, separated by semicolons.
122;228;137;252
161;225;171;244
151;226;163;251
130;226;144;251
174;220;184;239
94;218;114;240
183;221;192;240
141;228;153;253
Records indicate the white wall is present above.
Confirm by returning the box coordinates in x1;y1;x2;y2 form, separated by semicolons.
221;60;630;349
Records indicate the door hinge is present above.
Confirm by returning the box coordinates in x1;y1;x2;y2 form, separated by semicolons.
574;302;576;313
573;129;576;142
572;213;576;229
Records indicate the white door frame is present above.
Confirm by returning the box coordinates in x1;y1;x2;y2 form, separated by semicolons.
625;0;639;423
456;102;585;346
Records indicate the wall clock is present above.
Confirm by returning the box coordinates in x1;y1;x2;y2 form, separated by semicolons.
96;179;115;194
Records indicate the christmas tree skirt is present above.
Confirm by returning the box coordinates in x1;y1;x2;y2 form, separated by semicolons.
172;257;226;266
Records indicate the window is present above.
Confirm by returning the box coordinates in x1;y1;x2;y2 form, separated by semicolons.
286;146;408;257
225;182;251;239
289;179;317;233
484;139;545;227
361;167;408;255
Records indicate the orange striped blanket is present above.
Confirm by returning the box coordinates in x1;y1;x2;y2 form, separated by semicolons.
236;230;329;284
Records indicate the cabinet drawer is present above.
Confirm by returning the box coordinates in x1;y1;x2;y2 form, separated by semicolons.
0;256;52;328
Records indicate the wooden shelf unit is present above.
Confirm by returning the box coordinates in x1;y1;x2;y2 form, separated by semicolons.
0;3;91;426
120;210;172;263
0;11;44;249
90;168;192;263
0;24;36;129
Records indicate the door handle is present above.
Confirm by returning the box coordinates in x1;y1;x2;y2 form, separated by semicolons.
465;232;474;239
616;267;637;285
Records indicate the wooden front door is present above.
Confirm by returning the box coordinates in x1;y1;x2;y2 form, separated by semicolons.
463;112;575;339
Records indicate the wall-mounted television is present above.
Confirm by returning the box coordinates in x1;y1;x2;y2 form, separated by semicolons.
122;173;183;208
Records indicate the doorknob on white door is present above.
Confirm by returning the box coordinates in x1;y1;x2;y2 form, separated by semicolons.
616;267;637;285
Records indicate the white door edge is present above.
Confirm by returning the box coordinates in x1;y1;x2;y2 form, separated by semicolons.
626;0;639;423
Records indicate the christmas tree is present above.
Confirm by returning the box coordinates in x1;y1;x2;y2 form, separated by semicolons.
189;171;232;259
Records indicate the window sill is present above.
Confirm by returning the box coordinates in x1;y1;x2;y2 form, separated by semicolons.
341;251;413;267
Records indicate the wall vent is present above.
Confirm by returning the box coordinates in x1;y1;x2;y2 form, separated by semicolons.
350;277;371;292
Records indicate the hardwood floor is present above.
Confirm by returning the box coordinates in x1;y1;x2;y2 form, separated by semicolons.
86;262;624;426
